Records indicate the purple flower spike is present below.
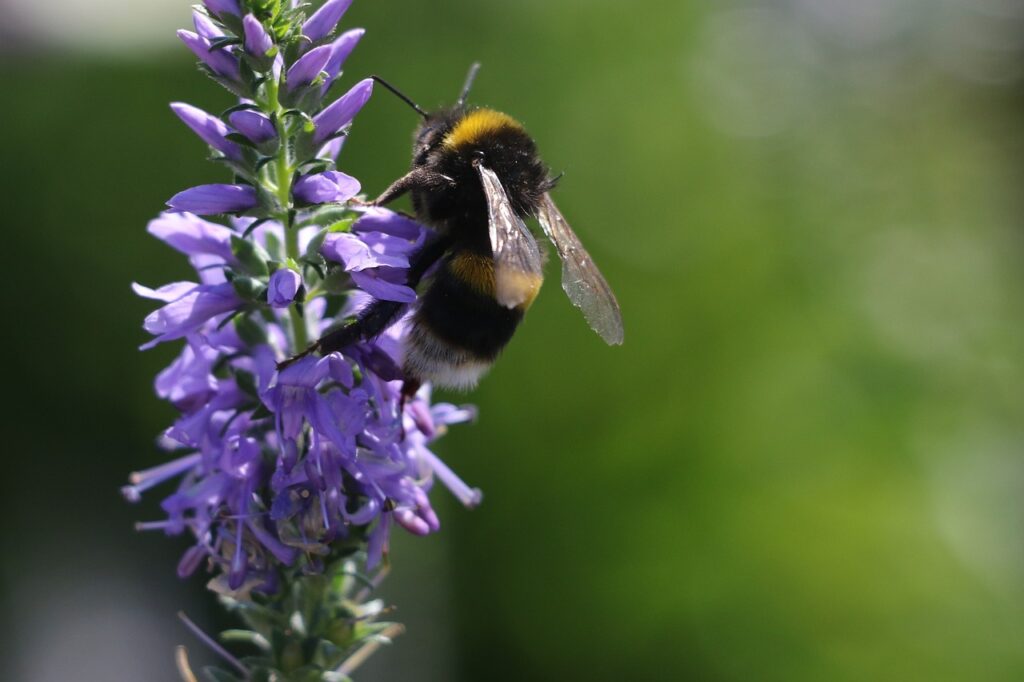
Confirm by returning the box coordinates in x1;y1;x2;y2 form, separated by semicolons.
285;45;333;91
130;0;483;607
312;78;373;145
203;0;240;17
242;14;274;59
228;110;277;144
293;171;360;205
302;0;354;43
268;269;302;308
168;184;258;215
171;102;242;161
178;30;240;82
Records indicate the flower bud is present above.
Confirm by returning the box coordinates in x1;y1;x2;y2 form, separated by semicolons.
268;269;302;308
312;78;373;145
302;0;353;43
167;184;257;215
170;102;242;160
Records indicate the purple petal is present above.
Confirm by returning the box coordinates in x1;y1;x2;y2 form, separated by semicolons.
302;0;353;43
322;28;365;90
312;78;373;145
285;44;332;91
193;10;224;39
143;283;242;345
242;14;274;58
132;281;197;303
321;232;408;271
178;30;240;81
268;269;302;308
228;110;277;144
394;508;430;536
318;137;345;161
170;102;242;161
293;171;360;205
203;0;240;17
352;207;427;240
155;338;220;411
168;184;258;215
350;268;416;303
274;354;332;388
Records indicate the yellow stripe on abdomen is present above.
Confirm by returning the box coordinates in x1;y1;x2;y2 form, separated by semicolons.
448;252;496;296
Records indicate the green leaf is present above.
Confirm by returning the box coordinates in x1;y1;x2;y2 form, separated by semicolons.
209;36;242;52
233;369;259;399
225;132;259;149
328;217;355;233
242;217;270;239
250;403;272;421
305;227;330;260
235;314;268;346
221;102;260;117
231;235;271;276
221;630;270;650
231;275;268;302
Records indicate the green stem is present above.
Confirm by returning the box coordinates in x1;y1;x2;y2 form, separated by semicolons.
265;79;309;352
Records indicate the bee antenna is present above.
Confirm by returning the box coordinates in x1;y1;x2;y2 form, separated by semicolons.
457;62;481;107
370;75;428;119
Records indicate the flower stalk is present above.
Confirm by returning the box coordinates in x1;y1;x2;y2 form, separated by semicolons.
125;2;480;679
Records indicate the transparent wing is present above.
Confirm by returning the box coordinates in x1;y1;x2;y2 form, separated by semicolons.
476;164;544;309
536;192;624;345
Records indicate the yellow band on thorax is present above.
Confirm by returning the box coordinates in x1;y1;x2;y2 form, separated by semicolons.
443;109;523;151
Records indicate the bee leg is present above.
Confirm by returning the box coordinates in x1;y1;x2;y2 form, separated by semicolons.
371;168;456;207
277;235;453;369
398;376;422;438
276;339;322;371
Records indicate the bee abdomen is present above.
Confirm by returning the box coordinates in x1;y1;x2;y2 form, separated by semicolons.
403;257;524;389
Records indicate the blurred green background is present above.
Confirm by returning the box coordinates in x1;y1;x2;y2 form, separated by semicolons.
4;0;1024;680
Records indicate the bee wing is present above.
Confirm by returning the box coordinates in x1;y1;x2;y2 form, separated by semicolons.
476;163;544;309
536;192;624;345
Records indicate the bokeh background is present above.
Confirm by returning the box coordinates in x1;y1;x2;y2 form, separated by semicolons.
4;0;1024;680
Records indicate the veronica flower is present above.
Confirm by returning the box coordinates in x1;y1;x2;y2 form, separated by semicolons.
171;102;242;161
177;30;240;83
242;14;274;62
322;28;365;92
203;0;239;19
127;3;479;677
285;44;333;91
293;170;360;204
312;78;374;145
303;0;354;43
227;110;276;144
167;184;257;215
192;10;224;40
268;268;301;308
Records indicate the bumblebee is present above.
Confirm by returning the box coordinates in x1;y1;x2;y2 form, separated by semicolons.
293;65;623;394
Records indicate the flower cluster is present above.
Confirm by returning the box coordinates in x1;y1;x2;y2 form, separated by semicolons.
124;2;480;674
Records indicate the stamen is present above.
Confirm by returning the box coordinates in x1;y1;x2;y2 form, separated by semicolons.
419;448;483;508
177;611;248;676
